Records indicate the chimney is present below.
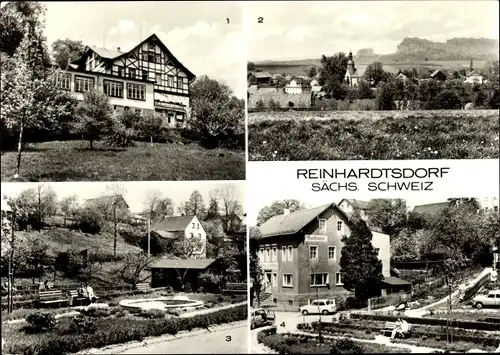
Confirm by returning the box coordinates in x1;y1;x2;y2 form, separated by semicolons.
283;208;290;216
117;47;121;52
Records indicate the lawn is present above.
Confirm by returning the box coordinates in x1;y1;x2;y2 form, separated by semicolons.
1;140;245;181
248;110;499;161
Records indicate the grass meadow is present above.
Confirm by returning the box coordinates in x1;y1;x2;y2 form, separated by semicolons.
248;110;499;161
1;140;245;181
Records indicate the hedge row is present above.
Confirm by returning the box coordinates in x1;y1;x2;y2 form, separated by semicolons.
4;304;247;355
350;312;500;331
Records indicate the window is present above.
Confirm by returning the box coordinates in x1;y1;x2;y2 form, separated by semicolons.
266;248;270;262
167;75;174;87
337;221;343;231
282;246;286;261
272;273;277;286
197;223;200;229
56;73;71;90
282;274;293;287
148;43;155;50
335;272;343;285
103;80;123;98
155;73;162;84
177;79;183;89
127;83;145;100
190;233;194;238
310;273;329;286
494;206;499;212
176;112;185;122
117;66;125;77
155;54;161;64
288;246;293;261
272;247;277;261
142;70;149;81
318;219;326;231
135;109;141;115
197;233;201;238
75;75;94;93
309;245;318;260
258;249;264;260
128;68;136;79
328;246;336;261
192;223;195;228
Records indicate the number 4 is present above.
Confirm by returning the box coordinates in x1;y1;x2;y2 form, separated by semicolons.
280;322;286;327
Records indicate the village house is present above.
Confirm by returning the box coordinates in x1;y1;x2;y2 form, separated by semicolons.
84;194;130;218
338;199;369;220
256;202;401;309
55;33;196;127
429;69;447;81
248;71;272;85
284;78;309;94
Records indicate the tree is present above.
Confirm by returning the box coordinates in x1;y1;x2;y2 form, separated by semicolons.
307;66;317;78
212;186;243;231
73;90;114;150
51;38;85;69
169;233;206;290
375;80;396;110
256;199;305;225
185;190;206;218
60;195;79;226
249;226;264;307
318;53;348;99
247;62;256;71
363;62;388;87
205;196;220;221
74;207;103;234
133;113;163;144
113;252;157;288
203;219;226;258
391;228;419;262
339;216;383;301
364;199;408;238
356;79;374;99
189;75;245;149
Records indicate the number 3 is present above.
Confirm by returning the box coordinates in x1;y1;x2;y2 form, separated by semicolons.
226;336;231;342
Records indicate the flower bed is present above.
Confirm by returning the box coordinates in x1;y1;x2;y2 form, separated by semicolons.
392;336;499;353
297;321;376;340
257;328;410;354
2;304;247;355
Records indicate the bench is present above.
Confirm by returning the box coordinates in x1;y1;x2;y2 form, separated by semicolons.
380;321;411;338
38;290;69;308
222;283;247;294
135;283;151;292
68;290;90;306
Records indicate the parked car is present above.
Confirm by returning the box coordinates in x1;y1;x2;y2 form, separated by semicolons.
472;289;500;309
299;298;337;315
250;308;275;329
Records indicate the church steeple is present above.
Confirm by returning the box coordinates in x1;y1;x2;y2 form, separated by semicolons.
347;50;355;73
469;58;474;72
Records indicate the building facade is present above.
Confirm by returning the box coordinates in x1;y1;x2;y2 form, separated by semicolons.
57;33;195;127
256;202;391;308
344;51;363;87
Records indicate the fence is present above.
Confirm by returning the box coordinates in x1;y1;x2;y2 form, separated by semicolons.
368;291;411;311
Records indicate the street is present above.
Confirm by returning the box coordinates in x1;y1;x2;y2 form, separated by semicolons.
116;324;248;354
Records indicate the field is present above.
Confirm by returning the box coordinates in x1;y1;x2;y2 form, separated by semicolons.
254;59;488;75
0;140;245;182
248;110;499;161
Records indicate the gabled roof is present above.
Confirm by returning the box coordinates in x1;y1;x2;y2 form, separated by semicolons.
149;258;215;269
467;70;482;77
412;202;449;215
338;199;369;210
430;69;446;78
152;215;195;232
77;33;195;81
249;71;272;79
382;276;411;287
259;203;351;238
84;195;129;209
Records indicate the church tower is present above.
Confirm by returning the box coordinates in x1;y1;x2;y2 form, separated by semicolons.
469;58;474;72
347;50;356;74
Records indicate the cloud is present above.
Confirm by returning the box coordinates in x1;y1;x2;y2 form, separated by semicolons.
109;19;136;36
285;26;316;42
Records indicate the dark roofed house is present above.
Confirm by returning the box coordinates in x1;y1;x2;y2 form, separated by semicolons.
84;194;130;218
338;199;369;220
411;202;449;216
248;71;272;85
149;258;218;290
255;201;396;309
430;70;447;81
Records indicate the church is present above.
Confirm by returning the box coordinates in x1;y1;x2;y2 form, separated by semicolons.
56;33;196;127
344;51;363;87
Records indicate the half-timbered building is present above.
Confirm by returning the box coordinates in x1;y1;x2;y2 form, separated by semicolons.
57;34;196;127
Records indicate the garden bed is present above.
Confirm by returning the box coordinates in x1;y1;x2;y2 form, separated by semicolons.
2;304;247;355
257;327;410;354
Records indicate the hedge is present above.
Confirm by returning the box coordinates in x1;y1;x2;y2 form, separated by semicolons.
350;312;500;331
4;304;247;355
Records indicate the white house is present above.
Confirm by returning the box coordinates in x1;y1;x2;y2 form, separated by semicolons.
285;79;304;94
151;215;207;258
338;199;369;221
57;33;196;127
464;70;484;85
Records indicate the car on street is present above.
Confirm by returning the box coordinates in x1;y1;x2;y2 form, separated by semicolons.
250;307;276;329
472;289;500;309
299;298;337;315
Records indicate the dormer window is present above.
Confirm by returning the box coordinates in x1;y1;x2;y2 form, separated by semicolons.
318;219;326;231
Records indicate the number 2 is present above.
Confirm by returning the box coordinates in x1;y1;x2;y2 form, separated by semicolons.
258;17;263;23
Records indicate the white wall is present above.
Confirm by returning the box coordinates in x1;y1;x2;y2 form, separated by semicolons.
184;216;207;259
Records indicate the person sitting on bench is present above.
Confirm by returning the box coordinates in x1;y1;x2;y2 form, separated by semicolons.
85;282;97;303
391;318;409;339
78;282;88;299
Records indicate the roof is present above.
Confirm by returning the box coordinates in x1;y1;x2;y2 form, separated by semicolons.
259;202;351;238
412;202;449;215
253;87;278;96
151;215;195;232
311;86;323;92
339;199;369;210
430;70;446;78
84;195;129;208
382;276;412;287
249;71;272;79
467;70;482;77
80;33;195;81
149;258;215;269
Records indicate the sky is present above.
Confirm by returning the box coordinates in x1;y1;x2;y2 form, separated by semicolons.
247;0;500;61
41;1;246;98
0;181;245;215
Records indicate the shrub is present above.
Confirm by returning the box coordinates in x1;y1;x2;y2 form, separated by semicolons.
104;119;135;148
330;338;364;353
134;114;164;142
198;271;223;293
138;309;165;319
68;314;97;334
73;207;103;234
26;312;57;332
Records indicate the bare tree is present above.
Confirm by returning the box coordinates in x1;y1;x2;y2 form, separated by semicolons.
113;252;158;288
59;194;79;226
212;186;243;231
